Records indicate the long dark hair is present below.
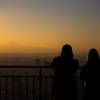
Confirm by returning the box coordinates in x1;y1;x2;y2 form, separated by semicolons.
84;49;99;65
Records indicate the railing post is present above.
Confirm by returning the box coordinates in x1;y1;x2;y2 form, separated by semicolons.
13;77;14;100
6;77;7;100
40;68;42;100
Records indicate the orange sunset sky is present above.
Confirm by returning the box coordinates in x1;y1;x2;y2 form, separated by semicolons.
0;0;100;53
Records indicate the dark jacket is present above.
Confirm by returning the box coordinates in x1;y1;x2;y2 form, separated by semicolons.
79;61;100;100
51;56;79;99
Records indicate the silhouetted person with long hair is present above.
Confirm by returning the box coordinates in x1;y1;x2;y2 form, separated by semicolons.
79;49;100;100
50;44;79;100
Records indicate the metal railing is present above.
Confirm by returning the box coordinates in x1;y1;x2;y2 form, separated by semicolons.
0;66;83;100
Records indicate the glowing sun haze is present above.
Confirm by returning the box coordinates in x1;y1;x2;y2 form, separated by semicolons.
0;0;100;53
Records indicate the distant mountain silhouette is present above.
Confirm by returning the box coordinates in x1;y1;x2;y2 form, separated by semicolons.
0;42;60;53
7;41;19;46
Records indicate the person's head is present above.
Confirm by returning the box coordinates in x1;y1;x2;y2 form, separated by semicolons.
60;44;74;58
62;44;72;52
86;48;99;64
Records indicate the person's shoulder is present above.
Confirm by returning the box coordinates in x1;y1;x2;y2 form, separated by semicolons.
52;56;60;64
51;56;60;68
73;59;78;62
53;56;59;61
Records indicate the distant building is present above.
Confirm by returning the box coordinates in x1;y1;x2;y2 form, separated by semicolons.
16;57;19;62
44;59;51;66
35;59;41;66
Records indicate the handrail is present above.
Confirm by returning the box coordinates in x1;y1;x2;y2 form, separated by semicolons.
0;65;83;68
0;66;83;100
0;65;51;68
0;65;55;100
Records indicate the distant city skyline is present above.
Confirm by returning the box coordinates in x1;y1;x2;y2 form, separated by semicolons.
0;0;100;54
0;52;86;66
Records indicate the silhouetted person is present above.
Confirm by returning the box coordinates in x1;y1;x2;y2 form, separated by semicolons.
79;49;100;100
50;44;79;100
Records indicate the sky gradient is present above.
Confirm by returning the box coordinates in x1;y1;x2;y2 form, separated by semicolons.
0;0;100;53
